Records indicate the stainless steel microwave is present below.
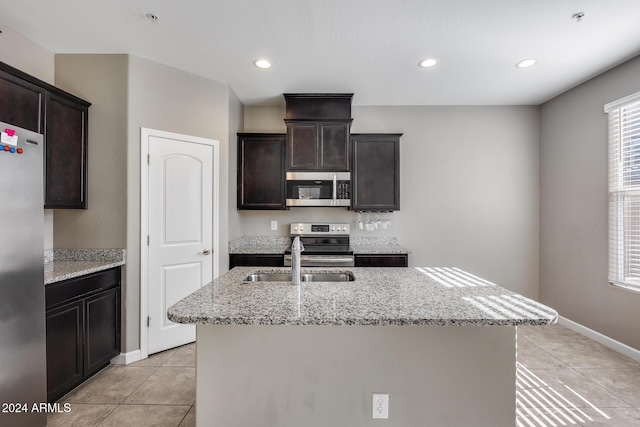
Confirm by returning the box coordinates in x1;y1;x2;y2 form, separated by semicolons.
285;172;351;207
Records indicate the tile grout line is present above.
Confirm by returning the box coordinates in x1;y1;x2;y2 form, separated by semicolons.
570;367;640;411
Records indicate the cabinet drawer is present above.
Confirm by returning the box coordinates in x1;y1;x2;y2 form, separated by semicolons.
354;255;408;267
229;254;284;269
46;267;121;310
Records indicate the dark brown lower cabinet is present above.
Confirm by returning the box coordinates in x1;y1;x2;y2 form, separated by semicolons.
45;300;83;403
45;267;121;402
229;254;284;269
354;254;408;267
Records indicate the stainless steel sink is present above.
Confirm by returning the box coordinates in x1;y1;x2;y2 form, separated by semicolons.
301;273;354;282
243;272;355;282
243;273;292;282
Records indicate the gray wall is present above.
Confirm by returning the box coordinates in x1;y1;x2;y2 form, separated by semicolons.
242;105;541;298
53;55;128;249
540;55;640;350
0;23;55;249
126;56;234;352
228;91;245;242
43;53;241;354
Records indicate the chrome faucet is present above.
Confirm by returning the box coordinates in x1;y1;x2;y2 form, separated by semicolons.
291;236;305;285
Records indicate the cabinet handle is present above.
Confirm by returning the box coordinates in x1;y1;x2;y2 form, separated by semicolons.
202;249;211;255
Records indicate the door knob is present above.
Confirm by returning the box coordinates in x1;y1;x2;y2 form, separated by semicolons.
202;249;211;255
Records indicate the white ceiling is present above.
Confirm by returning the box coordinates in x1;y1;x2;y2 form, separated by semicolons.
1;0;640;106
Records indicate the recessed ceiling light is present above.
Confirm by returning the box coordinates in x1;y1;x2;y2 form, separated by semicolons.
146;13;158;23
515;58;537;69
418;58;438;68
253;59;272;69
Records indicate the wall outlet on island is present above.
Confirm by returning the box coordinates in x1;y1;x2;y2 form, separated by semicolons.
270;220;278;231
372;393;389;419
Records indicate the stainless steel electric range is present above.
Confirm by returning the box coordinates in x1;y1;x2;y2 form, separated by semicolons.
284;223;354;267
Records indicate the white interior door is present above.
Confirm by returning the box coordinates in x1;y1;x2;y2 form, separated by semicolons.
146;130;215;355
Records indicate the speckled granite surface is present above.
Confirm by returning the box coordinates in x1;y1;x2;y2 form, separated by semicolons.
228;236;410;254
229;237;290;254
168;266;557;326
350;236;410;254
44;249;126;285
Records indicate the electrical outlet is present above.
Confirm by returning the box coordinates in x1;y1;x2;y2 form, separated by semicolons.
372;393;389;419
270;220;277;231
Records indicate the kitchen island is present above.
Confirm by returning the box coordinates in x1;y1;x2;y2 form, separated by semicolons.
168;266;557;427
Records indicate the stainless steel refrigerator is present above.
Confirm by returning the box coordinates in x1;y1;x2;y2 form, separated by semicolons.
0;121;47;426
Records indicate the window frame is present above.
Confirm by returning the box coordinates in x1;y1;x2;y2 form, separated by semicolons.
605;90;640;293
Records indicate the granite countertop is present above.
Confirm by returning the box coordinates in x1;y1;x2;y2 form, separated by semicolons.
167;266;557;327
229;236;410;255
229;237;290;254
350;237;410;254
45;249;126;285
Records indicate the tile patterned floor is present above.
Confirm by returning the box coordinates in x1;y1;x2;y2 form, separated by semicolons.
47;325;640;426
47;344;196;427
517;325;640;426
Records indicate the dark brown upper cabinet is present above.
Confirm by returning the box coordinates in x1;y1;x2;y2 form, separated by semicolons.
44;91;89;209
0;62;90;209
284;94;353;171
0;68;45;133
237;133;287;210
351;133;401;211
285;120;351;171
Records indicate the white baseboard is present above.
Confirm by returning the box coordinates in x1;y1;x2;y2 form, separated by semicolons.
110;349;142;365
558;316;640;363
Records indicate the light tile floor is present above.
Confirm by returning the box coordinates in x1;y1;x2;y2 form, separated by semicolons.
517;325;640;426
46;325;640;426
47;344;196;427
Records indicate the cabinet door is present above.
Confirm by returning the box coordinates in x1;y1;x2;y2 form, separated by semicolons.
238;133;287;209
44;92;89;209
319;122;350;170
0;69;45;133
85;287;121;376
351;134;401;211
286;122;318;170
46;300;83;403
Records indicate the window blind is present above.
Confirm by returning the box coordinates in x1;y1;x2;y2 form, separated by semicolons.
606;91;640;292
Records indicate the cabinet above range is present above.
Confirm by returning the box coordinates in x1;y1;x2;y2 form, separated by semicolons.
237;93;401;211
284;93;352;171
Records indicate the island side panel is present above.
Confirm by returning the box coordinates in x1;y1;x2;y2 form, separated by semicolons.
196;325;516;427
